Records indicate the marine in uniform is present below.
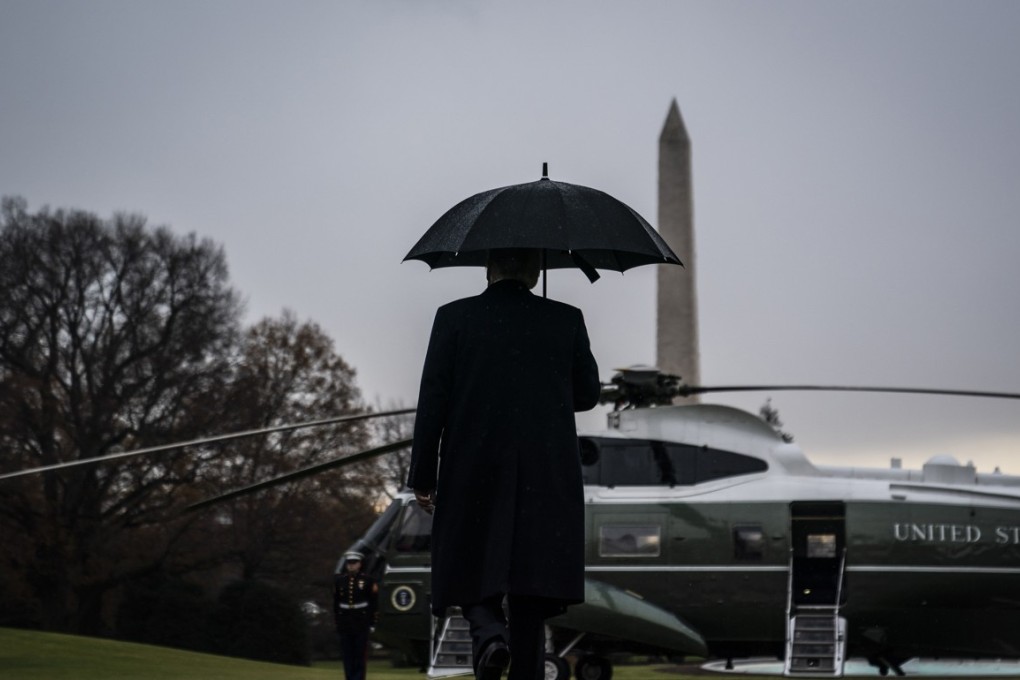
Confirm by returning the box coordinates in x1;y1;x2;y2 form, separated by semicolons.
333;551;379;680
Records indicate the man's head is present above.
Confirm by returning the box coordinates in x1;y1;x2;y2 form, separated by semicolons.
344;550;364;572
486;248;541;289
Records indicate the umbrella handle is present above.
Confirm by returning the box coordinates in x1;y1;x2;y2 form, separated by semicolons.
542;249;547;298
571;252;601;283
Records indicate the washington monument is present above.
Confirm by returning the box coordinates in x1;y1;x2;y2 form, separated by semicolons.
656;99;700;396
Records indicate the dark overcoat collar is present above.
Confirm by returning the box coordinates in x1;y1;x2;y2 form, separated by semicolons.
483;279;532;295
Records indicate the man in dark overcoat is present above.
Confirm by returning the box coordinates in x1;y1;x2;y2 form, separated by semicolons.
407;248;601;680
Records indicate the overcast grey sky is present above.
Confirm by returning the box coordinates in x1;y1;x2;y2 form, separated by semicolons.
2;1;1019;472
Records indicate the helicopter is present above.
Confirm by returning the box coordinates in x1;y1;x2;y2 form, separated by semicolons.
191;367;1019;680
8;368;1020;679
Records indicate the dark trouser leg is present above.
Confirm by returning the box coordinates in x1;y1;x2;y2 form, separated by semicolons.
339;630;370;680
462;595;509;670
506;595;552;680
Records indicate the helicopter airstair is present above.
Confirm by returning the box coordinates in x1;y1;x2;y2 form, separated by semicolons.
428;608;474;679
784;504;848;677
785;606;847;676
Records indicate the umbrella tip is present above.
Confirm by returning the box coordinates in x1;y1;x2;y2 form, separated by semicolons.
542;162;548;179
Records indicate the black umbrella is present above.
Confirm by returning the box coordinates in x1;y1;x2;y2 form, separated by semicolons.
404;164;682;290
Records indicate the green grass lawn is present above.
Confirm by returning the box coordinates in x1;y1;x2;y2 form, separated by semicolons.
8;627;1016;680
0;627;341;680
0;628;704;680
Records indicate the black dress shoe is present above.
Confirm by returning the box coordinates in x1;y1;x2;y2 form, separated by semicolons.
476;640;510;680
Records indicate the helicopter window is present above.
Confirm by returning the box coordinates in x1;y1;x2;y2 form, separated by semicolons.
594;442;689;486
598;525;661;557
733;525;766;560
579;437;600;466
581;437;766;487
393;502;433;553
597;443;655;485
806;533;837;559
694;447;768;483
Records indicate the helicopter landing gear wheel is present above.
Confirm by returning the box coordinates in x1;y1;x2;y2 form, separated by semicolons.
575;655;612;680
544;654;570;680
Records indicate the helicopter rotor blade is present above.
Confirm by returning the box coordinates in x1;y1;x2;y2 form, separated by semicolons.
184;437;413;513
0;407;415;482
679;385;1020;400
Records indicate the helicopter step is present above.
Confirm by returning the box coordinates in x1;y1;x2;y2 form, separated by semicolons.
429;608;474;679
784;608;847;677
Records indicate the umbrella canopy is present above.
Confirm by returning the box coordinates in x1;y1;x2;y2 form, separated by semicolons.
403;165;682;282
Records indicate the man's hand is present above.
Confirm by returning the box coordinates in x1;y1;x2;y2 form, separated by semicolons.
414;488;436;514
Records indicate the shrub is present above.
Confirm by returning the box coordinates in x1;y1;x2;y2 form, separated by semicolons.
206;580;310;665
116;576;213;651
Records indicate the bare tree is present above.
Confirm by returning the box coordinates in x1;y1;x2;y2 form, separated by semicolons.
370;398;415;503
0;197;242;633
193;312;379;601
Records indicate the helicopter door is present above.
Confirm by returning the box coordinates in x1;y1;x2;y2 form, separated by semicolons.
789;502;846;606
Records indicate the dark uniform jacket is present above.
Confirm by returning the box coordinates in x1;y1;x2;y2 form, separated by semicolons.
333;569;379;634
407;279;601;616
